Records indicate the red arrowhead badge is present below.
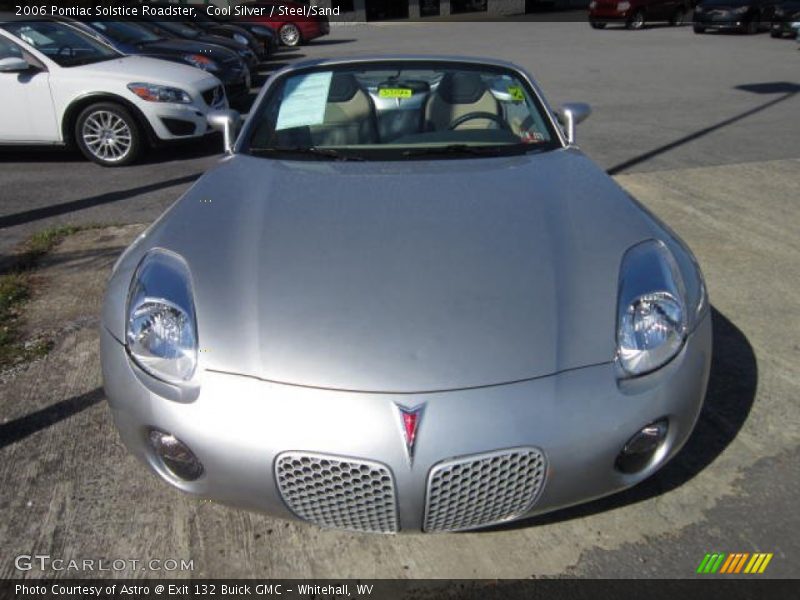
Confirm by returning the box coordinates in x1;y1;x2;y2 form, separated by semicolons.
396;404;424;466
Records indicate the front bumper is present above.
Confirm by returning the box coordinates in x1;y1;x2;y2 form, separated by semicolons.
146;103;214;141
101;313;711;533
693;12;748;28
589;9;632;23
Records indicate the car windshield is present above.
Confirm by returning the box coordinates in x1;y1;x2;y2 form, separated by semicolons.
3;21;120;67
246;62;561;161
88;21;163;45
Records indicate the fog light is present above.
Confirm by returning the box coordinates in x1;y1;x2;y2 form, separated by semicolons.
615;419;668;474
149;430;204;481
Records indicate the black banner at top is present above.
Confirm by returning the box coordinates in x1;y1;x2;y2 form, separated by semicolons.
0;0;595;23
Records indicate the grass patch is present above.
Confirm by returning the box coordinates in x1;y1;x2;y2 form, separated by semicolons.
0;224;101;370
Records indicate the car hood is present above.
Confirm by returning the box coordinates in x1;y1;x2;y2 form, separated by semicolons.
138;38;236;63
107;149;665;393
66;55;219;90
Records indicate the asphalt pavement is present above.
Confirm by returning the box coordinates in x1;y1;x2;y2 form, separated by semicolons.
0;21;798;579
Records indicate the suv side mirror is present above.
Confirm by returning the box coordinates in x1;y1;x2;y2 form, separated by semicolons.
207;109;242;154
557;102;592;145
0;57;31;73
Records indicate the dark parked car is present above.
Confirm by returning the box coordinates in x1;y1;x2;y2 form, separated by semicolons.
189;9;278;58
589;0;693;28
141;1;269;60
770;0;800;35
235;1;330;47
693;0;779;33
138;19;259;71
74;20;250;103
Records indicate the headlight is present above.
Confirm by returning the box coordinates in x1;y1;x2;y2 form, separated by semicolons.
233;33;248;46
617;1;631;10
182;53;220;72
251;25;272;37
617;241;688;377
126;250;198;384
127;83;192;104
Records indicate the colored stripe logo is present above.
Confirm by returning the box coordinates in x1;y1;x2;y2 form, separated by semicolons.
696;552;773;574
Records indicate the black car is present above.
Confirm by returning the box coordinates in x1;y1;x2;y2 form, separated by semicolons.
189;14;270;59
693;0;780;33
138;19;259;71
770;0;800;35
141;1;270;60
75;20;250;103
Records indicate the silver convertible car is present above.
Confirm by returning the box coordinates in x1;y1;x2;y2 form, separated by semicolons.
101;56;711;533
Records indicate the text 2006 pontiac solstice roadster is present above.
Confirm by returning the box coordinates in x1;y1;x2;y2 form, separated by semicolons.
101;56;711;533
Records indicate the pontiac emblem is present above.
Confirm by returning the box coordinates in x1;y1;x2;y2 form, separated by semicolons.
396;404;424;466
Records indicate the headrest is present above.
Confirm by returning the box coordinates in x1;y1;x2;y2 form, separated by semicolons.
437;72;487;104
328;73;361;103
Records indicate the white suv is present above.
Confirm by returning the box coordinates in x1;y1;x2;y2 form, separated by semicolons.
0;16;228;166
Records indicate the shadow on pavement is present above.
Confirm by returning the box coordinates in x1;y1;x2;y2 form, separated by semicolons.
492;306;758;531
607;82;799;174
0;388;104;450
0;172;203;229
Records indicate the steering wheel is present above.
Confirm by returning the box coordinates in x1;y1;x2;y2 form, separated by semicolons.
448;112;510;131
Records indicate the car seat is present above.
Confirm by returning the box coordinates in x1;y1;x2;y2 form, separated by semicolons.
423;72;502;131
308;73;380;146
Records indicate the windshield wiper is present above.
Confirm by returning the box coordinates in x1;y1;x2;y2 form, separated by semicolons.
249;146;366;162
402;144;505;158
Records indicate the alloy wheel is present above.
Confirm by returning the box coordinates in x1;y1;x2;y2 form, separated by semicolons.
81;110;132;163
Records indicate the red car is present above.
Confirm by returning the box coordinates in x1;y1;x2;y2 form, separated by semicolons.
589;0;693;28
237;1;331;47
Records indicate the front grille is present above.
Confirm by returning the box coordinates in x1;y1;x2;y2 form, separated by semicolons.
275;452;399;533
423;447;546;533
202;85;225;108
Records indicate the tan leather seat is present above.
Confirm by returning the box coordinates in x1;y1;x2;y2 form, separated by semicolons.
424;72;502;131
308;73;379;146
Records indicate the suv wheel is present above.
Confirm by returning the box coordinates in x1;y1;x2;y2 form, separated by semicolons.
279;23;301;46
626;10;645;29
75;102;141;167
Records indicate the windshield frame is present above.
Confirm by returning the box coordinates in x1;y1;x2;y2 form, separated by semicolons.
2;20;122;67
240;59;566;162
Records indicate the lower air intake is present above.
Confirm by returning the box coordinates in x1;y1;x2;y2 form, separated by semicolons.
275;452;398;533
423;447;547;532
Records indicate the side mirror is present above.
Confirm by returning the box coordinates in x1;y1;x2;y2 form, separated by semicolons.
207;109;242;155
0;57;31;73
557;102;591;145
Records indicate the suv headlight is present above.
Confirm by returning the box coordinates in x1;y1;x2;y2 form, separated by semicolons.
128;83;192;104
617;240;690;377
182;53;220;72
126;250;198;384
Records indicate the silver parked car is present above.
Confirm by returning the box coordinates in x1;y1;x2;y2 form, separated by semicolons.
101;56;711;533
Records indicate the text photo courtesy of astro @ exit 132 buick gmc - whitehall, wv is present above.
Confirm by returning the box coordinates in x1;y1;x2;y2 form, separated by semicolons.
0;0;798;598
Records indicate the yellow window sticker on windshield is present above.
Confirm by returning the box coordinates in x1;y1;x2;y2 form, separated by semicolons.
379;88;414;99
508;86;525;102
